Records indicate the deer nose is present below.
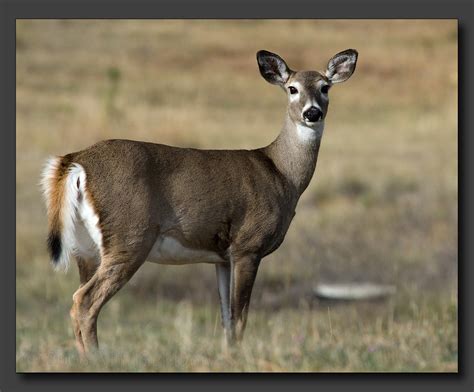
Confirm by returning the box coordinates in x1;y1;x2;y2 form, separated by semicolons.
303;106;323;123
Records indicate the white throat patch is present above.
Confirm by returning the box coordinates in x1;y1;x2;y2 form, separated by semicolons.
296;122;324;143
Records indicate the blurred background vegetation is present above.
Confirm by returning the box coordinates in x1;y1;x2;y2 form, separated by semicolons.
16;20;457;372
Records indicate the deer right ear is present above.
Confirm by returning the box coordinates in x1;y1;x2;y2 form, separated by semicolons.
257;50;292;85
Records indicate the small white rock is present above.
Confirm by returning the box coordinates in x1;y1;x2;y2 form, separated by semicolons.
313;282;396;300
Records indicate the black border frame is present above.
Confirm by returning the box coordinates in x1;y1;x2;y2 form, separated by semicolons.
3;0;472;390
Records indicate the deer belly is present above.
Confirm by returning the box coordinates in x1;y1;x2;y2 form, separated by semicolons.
146;235;226;265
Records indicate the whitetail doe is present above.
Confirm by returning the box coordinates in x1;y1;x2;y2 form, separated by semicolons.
41;49;358;354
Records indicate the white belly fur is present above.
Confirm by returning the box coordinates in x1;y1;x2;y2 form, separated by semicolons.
146;235;226;265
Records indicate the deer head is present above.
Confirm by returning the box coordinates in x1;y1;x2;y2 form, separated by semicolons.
257;49;358;128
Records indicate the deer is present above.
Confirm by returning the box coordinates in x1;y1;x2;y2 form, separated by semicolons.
41;49;358;355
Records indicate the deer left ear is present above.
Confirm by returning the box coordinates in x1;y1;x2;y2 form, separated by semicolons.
325;49;358;84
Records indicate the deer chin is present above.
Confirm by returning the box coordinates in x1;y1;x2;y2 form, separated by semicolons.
303;119;324;128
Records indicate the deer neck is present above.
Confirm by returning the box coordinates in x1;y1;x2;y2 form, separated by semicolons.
262;113;323;196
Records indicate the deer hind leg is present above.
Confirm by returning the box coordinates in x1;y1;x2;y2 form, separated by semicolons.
77;256;99;287
215;263;231;344
71;252;147;353
228;254;261;346
70;256;99;355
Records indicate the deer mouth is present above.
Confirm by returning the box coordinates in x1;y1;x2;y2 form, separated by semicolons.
303;118;323;127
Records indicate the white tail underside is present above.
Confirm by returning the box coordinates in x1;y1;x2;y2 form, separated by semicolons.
41;158;103;271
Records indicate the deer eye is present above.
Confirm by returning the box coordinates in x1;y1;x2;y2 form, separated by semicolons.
288;86;298;95
321;85;330;95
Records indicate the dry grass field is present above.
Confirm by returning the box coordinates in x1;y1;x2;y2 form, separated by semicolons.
16;20;457;372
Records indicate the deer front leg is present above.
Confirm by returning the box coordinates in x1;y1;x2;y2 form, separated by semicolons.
228;254;261;345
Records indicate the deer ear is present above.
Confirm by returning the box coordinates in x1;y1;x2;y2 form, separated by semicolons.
325;49;358;84
257;50;292;85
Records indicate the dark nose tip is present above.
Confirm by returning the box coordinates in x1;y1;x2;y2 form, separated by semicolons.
303;106;323;122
